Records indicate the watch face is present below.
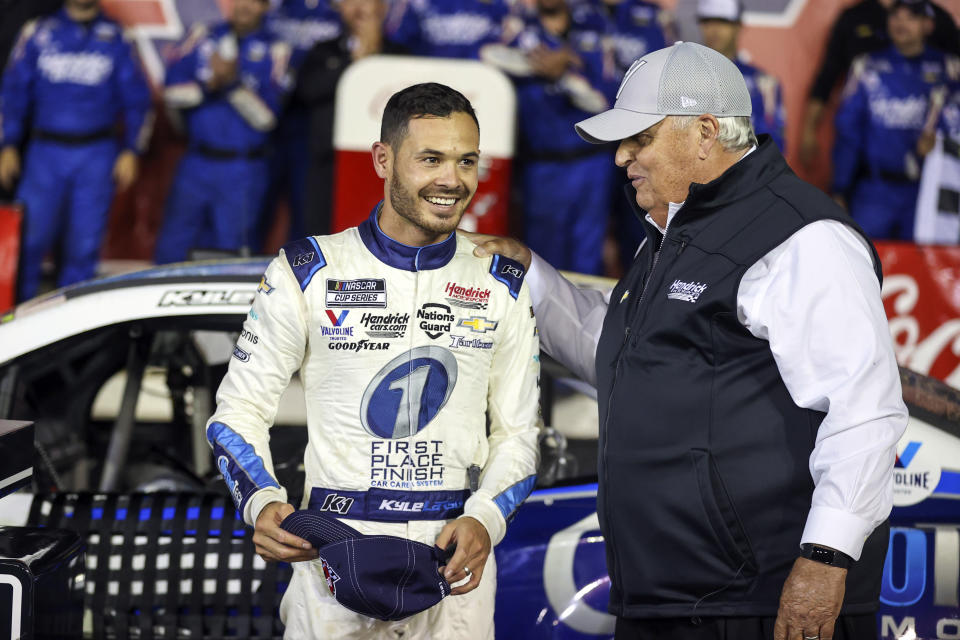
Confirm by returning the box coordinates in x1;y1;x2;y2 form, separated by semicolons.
811;547;835;563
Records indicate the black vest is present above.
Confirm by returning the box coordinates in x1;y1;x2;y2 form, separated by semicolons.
596;137;889;618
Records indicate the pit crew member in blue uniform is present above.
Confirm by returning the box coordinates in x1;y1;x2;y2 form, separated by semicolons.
206;83;540;638
697;0;785;150
0;0;151;301
595;0;673;269
154;0;290;264
483;0;619;275
597;0;672;74
259;0;342;244
385;0;511;59
833;0;960;240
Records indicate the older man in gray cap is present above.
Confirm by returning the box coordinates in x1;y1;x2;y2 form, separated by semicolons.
472;41;906;640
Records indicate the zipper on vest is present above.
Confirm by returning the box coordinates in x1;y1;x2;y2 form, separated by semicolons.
600;325;630;602
603;220;674;605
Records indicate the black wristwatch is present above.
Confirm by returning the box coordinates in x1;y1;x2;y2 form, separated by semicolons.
800;544;853;569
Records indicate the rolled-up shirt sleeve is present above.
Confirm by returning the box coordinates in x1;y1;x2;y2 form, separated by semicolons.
738;219;908;559
526;251;611;387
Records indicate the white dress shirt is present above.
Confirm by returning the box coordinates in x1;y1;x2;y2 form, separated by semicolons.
527;197;908;560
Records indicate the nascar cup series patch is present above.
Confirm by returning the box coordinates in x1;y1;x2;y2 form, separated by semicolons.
326;279;387;308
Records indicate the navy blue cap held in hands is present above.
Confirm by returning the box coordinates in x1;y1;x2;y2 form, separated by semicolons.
280;509;452;621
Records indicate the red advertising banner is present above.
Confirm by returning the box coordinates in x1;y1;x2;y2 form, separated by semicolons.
0;204;22;313
880;241;960;386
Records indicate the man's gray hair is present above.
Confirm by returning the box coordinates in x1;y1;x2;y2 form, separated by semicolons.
670;115;757;151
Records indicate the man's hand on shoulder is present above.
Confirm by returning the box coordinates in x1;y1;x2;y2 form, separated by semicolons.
774;556;847;640
434;516;491;596
253;502;318;563
459;230;532;270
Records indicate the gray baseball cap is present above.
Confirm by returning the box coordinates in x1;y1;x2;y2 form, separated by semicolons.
575;41;752;144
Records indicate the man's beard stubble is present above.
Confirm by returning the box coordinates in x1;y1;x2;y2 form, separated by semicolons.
389;164;470;236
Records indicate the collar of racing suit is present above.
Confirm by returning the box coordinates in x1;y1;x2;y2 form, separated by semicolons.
358;202;458;272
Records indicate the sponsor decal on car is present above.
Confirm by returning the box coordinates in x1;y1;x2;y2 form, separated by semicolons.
448;335;493;350
457;316;498;333
444;282;490;310
893;441;942;507
322;309;354;340
417;303;455;339
326;278;387;308
158;290;255;307
360;311;409;338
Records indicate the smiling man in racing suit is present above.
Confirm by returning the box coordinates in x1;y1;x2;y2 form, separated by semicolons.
206;82;541;639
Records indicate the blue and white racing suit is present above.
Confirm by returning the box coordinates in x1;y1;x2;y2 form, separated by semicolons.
500;4;620;274
737;56;786;152
833;45;960;240
0;9;151;300
261;0;342;243
207;207;541;637
154;21;291;263
385;0;510;59
600;0;671;74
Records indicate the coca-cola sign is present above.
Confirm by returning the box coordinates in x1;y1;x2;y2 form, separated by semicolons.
879;242;960;386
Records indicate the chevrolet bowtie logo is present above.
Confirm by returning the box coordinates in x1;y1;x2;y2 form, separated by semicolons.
257;276;275;296
458;316;498;333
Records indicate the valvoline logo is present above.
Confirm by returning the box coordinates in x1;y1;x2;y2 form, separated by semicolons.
323;309;354;339
325;310;349;326
895;442;921;468
892;440;941;507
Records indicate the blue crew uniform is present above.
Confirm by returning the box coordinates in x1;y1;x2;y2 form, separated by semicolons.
504;4;619;274
261;0;342;242
1;9;151;301
737;57;786;151
154;22;291;263
385;0;510;59
599;0;670;73
596;0;671;268
833;45;960;240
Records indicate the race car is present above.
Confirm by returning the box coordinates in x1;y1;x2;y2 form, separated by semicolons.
0;260;956;639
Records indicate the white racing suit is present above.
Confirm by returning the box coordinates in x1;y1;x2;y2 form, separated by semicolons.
207;206;541;639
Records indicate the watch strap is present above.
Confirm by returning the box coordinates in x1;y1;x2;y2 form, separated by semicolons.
800;543;852;569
